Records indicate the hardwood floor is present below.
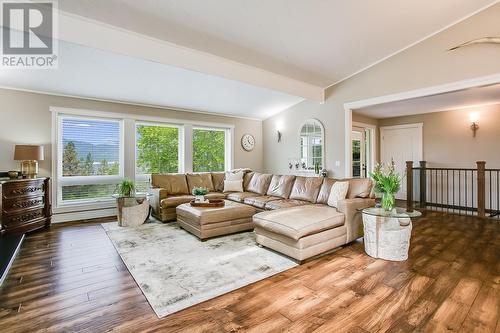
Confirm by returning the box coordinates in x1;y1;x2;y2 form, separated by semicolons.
0;211;498;332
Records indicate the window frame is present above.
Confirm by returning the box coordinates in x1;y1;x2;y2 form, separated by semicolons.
56;114;125;206
51;107;235;211
192;125;231;173
134;121;184;186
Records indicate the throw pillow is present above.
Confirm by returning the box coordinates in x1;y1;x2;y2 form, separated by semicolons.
224;180;243;192
327;181;349;208
225;171;244;181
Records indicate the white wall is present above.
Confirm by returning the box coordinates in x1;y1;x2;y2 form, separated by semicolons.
0;89;264;175
263;3;500;177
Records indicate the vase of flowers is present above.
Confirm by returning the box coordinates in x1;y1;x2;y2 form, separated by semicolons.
369;162;401;212
192;187;209;203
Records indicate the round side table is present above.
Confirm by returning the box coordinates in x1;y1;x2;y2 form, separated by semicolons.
361;207;422;261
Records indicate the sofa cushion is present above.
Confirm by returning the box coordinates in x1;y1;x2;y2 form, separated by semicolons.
243;171;255;190
205;192;227;200
160;195;194;208
289;176;323;203
253;205;345;240
226;191;260;202
243;195;281;209
186;173;215;193
246;172;273;195
152;174;189;195
266;175;296;199
264;199;311;210
211;172;225;192
346;178;373;199
316;178;336;204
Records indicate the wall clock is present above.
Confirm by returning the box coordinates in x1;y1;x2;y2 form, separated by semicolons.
241;134;255;151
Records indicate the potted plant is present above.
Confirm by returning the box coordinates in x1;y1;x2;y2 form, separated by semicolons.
369;162;401;212
115;180;146;227
192;186;208;203
116;179;136;197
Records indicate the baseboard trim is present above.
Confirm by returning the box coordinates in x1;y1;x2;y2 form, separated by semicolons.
53;208;117;223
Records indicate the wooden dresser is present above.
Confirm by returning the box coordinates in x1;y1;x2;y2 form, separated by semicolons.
0;178;52;234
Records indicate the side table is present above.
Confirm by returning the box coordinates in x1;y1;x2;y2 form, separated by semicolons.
113;193;152;227
361;207;421;261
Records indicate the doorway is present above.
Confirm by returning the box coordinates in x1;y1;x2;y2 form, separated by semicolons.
351;124;375;178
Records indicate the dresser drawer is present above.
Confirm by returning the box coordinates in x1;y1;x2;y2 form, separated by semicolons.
2;180;45;200
2;196;45;213
2;208;46;228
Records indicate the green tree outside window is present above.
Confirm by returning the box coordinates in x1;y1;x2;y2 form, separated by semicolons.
193;129;225;172
136;125;179;174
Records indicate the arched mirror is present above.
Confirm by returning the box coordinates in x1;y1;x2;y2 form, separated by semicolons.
299;119;325;172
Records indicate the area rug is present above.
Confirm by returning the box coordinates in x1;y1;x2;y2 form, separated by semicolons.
101;221;297;318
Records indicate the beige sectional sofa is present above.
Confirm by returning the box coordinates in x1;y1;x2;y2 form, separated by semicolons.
149;170;374;262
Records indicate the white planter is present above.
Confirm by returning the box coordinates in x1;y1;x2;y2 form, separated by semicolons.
195;195;206;203
362;213;412;261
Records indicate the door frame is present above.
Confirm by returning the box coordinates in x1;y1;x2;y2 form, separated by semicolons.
343;73;500;178
353;121;376;177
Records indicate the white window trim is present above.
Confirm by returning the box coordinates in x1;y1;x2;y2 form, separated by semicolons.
135;120;184;180
51;106;235;212
54;113;125;208
192;125;233;172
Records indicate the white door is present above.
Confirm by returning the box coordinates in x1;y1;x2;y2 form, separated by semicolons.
380;124;423;200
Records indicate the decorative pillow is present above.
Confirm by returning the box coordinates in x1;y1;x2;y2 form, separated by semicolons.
225;171;244;181
327;181;349;208
224;180;243;192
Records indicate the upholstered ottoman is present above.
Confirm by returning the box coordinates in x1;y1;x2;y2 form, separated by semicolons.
253;205;348;263
176;200;257;240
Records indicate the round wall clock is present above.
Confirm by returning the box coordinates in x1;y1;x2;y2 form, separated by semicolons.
241;134;255;151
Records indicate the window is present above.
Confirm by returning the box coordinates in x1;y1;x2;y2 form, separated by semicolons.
135;123;181;191
192;127;226;172
299;119;324;171
52;107;233;209
58;116;123;204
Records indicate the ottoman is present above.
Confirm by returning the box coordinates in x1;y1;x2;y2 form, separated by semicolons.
253;205;347;263
176;200;257;240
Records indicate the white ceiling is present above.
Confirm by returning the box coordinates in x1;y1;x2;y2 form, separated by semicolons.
59;0;498;87
0;39;303;119
354;83;500;119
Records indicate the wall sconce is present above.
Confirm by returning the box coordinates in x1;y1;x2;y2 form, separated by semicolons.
276;121;283;143
470;112;479;138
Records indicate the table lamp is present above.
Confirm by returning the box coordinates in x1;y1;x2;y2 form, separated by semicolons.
14;145;44;178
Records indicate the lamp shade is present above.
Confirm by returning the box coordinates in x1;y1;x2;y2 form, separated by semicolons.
14;145;44;161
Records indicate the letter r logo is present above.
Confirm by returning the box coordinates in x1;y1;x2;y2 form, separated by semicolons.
2;2;53;54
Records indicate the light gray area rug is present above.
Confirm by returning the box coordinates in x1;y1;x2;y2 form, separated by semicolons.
102;221;297;318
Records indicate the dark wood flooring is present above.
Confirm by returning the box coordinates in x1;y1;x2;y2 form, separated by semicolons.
0;211;498;332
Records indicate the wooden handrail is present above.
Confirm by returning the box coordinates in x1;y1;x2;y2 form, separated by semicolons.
477;161;486;218
406;160;491;218
406;161;414;213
